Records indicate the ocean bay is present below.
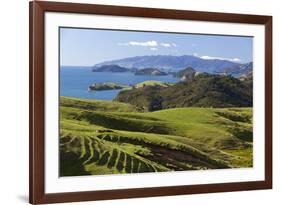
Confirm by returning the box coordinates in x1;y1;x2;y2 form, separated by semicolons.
60;66;179;100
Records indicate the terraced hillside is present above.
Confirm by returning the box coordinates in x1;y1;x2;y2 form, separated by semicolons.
60;97;253;176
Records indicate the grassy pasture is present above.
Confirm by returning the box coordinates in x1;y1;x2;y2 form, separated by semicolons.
60;97;253;176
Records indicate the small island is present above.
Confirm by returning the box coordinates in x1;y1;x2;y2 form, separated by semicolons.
88;82;130;91
92;64;130;72
135;68;167;76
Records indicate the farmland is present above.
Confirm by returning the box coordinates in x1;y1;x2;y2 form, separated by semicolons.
60;97;253;176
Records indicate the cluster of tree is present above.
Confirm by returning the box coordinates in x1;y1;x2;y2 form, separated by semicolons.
115;72;252;111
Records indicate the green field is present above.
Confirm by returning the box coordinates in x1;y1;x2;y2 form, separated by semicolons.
134;80;173;88
60;96;253;176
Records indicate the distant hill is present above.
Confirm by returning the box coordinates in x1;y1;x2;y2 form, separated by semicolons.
174;67;196;82
88;82;129;91
135;68;167;76
115;73;252;111
92;64;130;72
216;62;253;77
93;55;252;75
239;71;253;90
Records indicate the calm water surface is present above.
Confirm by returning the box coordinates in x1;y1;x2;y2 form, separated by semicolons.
60;67;179;100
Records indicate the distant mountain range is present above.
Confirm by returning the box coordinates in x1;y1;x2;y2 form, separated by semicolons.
93;55;253;76
216;62;253;77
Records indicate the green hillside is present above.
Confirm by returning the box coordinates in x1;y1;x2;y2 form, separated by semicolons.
134;80;173;88
115;73;253;111
60;97;253;176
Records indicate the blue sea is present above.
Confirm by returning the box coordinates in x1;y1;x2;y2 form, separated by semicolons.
60;67;179;100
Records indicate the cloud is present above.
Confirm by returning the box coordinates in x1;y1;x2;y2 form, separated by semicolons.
231;58;241;62
193;53;241;62
160;43;177;47
119;40;158;47
160;43;171;47
119;41;177;48
199;55;241;62
150;47;158;51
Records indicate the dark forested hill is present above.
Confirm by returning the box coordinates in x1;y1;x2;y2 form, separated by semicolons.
115;73;252;111
92;64;130;72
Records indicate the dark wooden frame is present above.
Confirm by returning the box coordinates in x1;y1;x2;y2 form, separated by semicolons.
29;1;272;204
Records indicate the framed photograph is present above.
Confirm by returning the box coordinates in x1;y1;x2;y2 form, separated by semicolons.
29;1;272;204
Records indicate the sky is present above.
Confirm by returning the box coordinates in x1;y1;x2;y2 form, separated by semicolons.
60;27;253;66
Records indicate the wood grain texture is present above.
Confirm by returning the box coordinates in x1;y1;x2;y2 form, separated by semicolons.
29;1;272;204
